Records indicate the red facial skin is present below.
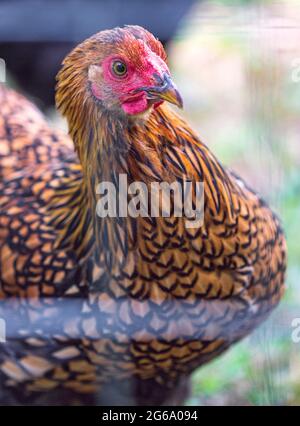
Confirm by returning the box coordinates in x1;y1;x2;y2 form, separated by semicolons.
90;43;169;115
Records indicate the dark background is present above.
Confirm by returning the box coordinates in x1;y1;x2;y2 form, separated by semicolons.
0;0;195;107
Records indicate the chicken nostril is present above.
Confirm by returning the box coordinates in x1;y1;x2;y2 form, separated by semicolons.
132;74;167;95
152;73;164;86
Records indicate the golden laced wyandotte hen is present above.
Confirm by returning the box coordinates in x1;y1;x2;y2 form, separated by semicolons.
0;26;286;405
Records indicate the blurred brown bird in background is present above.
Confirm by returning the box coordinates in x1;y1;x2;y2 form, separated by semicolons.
0;25;286;405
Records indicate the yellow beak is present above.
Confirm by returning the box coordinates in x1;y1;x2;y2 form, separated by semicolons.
155;84;183;108
147;75;183;109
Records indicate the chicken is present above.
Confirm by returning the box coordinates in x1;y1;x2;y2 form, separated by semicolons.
0;25;286;405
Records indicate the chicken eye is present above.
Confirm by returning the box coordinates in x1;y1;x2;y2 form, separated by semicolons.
112;60;127;77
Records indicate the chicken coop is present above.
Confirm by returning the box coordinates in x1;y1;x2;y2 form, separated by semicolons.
0;0;299;409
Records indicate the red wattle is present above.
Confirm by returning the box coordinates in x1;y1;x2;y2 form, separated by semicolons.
121;95;148;115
